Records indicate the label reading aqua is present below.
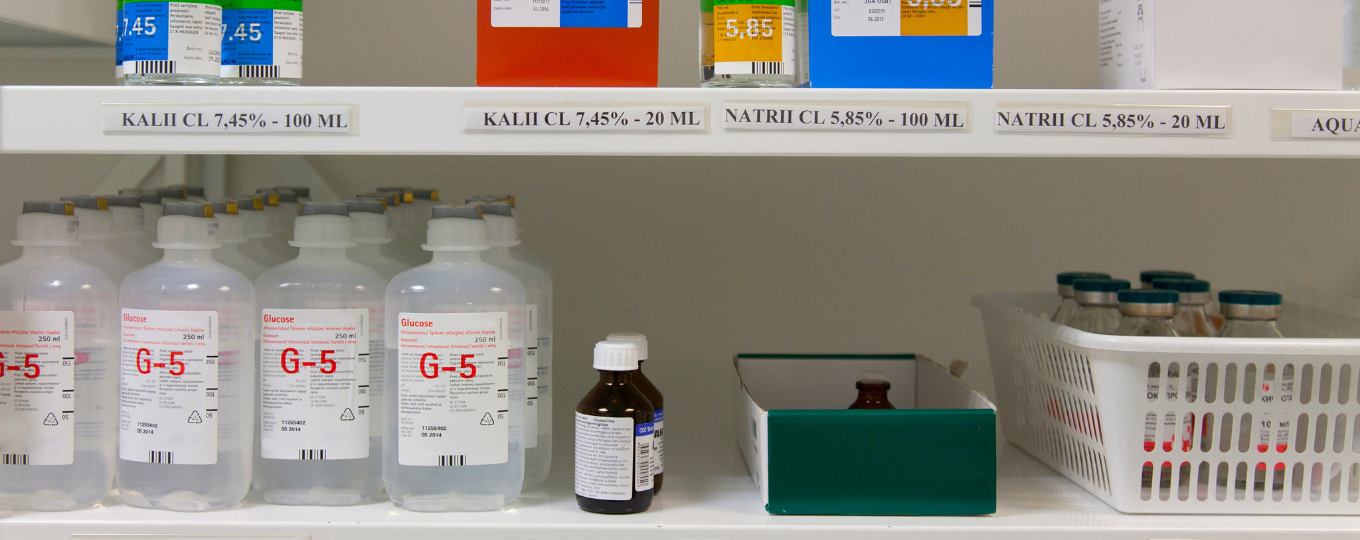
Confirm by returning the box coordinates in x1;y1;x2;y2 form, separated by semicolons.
121;1;224;77
491;0;643;28
222;0;303;79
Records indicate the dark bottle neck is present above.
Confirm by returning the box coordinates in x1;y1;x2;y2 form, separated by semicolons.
851;381;894;409
598;370;635;385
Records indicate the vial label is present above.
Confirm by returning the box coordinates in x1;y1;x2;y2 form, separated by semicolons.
491;0;643;28
831;0;983;37
116;2;125;77
118;309;219;465
0;312;76;466
525;304;538;448
713;1;795;75
575;413;653;500
652;407;663;475
222;1;304;79
397;312;509;467
121;1;224;77
259;309;369;461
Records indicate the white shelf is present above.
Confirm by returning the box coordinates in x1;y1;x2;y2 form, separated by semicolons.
0;1;113;47
5;86;1360;157
2;446;1358;539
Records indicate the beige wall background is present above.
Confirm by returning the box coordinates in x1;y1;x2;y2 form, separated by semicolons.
0;1;1356;484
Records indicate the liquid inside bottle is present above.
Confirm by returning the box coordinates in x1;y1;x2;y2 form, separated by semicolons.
1113;290;1180;337
848;371;894;410
1153;279;1217;337
1067;279;1131;335
576;341;654;515
1217;291;1285;338
1053;272;1111;325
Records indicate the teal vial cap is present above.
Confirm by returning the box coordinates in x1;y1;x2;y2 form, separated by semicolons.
1073;278;1132;293
1140;270;1195;285
1153;279;1211;293
1218;290;1283;306
1057;272;1112;286
1118;289;1179;304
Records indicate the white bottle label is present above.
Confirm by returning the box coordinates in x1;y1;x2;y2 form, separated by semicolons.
259;309;369;461
575;413;653;501
118;309;219;465
397;312;509;467
653;407;663;475
121;2;224;78
0;311;76;466
524;304;539;449
490;0;643;28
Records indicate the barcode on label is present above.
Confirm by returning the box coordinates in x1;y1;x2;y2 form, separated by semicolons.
748;62;783;75
299;449;327;461
637;443;651;478
237;65;280;79
2;454;29;465
438;455;467;467
129;60;177;75
148;451;173;464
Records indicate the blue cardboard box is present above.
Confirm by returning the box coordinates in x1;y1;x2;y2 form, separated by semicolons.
809;0;993;89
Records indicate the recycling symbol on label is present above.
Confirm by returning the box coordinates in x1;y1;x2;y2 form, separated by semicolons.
341;408;355;421
43;413;58;426
187;410;203;424
480;413;495;426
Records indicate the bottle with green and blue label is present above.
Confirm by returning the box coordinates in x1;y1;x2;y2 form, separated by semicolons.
115;0;124;81
120;0;224;86
221;0;303;86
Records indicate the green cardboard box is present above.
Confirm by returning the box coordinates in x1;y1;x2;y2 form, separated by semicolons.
734;354;997;516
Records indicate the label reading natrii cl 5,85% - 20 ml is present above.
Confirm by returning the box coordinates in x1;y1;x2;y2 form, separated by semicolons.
120;1;224;81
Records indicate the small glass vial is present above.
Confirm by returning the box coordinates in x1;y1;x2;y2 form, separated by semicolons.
1217;291;1285;338
606;333;660;493
1053;272;1111;325
221;0;303;86
576;341;654;515
121;0;223;86
1153;279;1217;337
1067;279;1131;335
848;371;894;410
701;0;809;88
1113;290;1180;337
1139;270;1195;289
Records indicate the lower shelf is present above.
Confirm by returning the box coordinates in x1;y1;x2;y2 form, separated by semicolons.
2;445;1358;539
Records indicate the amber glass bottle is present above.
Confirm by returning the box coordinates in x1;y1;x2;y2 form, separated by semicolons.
848;371;895;410
576;341;655;514
607;332;662;493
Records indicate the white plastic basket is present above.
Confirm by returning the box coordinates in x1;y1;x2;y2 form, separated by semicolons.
974;290;1360;514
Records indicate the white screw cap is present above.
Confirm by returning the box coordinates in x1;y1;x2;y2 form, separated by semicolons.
594;341;640;371
860;371;887;384
606;332;648;360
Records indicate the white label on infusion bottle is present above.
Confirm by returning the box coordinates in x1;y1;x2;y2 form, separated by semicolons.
575;413;654;500
831;0;983;37
260;309;369;461
525;304;539;449
122;2;223;78
397;312;509;467
0;311;76;466
119;309;219;465
491;0;643;28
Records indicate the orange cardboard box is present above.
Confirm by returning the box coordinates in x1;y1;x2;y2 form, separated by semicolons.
477;0;660;87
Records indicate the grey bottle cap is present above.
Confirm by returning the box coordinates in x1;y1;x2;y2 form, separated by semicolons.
344;199;385;215
185;186;205;198
377;186;412;193
23;201;73;216
358;192;399;207
236;197;266;211
431;205;483;220
468;195;503;203
163;202;213;218
289;187;311;198
210;200;239;216
157;187;187;199
412;189;438;201
483;201;514;217
133;192;162;205
300;202;350;217
274;191;299;204
104;195;141;208
61;196;106;211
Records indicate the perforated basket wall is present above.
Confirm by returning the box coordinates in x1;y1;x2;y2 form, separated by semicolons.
974;291;1360;514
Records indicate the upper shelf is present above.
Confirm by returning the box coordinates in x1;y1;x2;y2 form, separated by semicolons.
4;86;1360;157
3;446;1357;540
0;1;113;47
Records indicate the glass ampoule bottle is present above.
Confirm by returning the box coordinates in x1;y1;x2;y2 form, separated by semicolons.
1153;279;1217;337
1067;279;1131;335
1217;291;1285;338
848;371;895;410
1053;272;1111;325
1113;290;1180;337
576;341;654;515
700;0;808;88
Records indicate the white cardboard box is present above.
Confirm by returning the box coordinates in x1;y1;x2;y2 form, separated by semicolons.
1099;0;1342;90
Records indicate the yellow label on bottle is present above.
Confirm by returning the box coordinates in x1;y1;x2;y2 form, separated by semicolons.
901;0;970;36
713;4;785;63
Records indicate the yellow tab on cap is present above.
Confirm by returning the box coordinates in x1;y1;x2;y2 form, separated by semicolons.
403;193;414;204
430;190;440;202
61;202;74;216
267;194;280;207
248;197;264;211
203;204;215;218
95;196;108;211
225;201;239;215
505;195;516;208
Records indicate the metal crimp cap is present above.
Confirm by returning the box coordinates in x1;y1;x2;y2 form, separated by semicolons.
300;202;350;217
23;201;74;216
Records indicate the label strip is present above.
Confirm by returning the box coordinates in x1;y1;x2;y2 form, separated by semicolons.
723;102;970;132
994;103;1232;137
1273;109;1360;140
103;104;357;134
464;103;709;133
